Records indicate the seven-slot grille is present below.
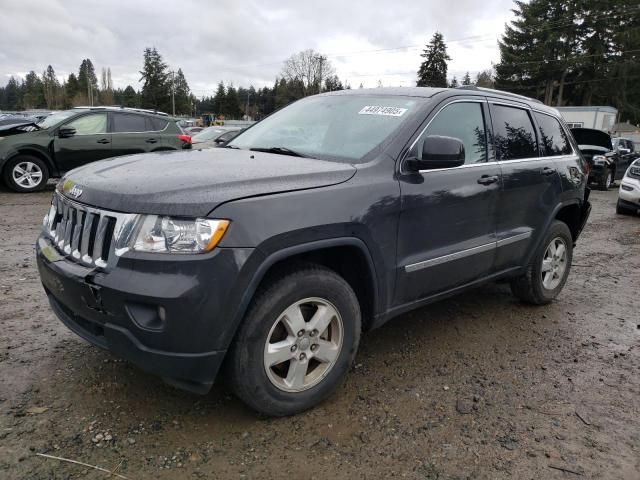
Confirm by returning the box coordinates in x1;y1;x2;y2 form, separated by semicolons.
44;193;134;269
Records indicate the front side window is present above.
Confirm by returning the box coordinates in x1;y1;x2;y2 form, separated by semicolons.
534;112;572;156
65;113;107;135
112;113;147;133
411;102;487;164
492;105;538;160
229;95;422;163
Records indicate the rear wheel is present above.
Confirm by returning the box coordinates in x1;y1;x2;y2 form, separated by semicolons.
227;265;361;416
3;155;49;192
510;221;573;305
598;169;613;190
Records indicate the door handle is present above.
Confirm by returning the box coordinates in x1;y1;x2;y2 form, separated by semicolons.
96;138;110;144
542;167;556;176
145;138;158;144
477;175;499;185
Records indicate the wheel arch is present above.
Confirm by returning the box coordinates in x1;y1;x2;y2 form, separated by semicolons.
2;147;57;177
225;237;380;351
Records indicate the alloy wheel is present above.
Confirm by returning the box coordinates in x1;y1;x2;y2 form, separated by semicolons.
263;297;344;392
541;237;568;290
12;161;43;189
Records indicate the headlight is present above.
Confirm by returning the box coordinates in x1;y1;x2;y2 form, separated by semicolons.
629;166;640;179
592;155;606;166
131;215;229;254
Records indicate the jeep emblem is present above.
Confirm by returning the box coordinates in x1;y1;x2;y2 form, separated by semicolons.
68;185;83;198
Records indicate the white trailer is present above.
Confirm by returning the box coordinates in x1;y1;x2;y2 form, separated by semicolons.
557;106;618;132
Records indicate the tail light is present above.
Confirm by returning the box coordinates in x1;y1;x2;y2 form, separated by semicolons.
178;134;192;148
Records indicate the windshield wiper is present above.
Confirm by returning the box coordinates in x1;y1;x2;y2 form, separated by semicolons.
249;146;312;158
224;144;240;149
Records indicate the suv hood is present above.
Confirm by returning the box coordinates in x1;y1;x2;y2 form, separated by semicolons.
60;148;357;217
0;121;40;136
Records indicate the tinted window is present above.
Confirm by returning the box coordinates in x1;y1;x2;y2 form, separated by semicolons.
149;117;168;131
112;113;147;133
492;105;538;160
66;113;107;135
413;102;487;164
218;130;241;142
534;112;572;156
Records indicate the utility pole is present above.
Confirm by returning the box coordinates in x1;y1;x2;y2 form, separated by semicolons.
170;70;176;116
318;55;324;94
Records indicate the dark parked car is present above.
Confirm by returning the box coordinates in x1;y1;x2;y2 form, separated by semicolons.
191;126;243;149
571;127;632;190
0;107;190;192
36;87;590;416
612;137;639;165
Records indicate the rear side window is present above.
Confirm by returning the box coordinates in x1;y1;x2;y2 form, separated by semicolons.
534;112;572;156
414;102;488;164
149;117;168;131
111;113;147;133
491;105;538;160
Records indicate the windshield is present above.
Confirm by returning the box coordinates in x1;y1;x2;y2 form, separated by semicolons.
229;95;421;162
37;110;77;129
193;128;229;141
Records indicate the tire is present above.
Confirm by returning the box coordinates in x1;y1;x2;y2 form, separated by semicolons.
2;155;49;192
227;264;361;416
510;221;573;305
597;169;612;190
616;199;634;215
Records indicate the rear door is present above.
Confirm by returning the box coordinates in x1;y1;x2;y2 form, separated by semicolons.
53;112;111;172
489;102;562;271
395;99;501;305
109;112;160;156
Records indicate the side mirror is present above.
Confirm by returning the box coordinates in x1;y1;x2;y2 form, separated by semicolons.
618;147;630;154
58;126;76;138
406;135;465;171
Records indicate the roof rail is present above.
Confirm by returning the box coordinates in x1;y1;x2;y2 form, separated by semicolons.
72;106;169;116
454;85;543;104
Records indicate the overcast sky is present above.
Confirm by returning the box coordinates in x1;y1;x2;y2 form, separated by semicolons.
1;0;516;96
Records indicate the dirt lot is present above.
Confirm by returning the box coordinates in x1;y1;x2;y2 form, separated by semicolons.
0;184;638;480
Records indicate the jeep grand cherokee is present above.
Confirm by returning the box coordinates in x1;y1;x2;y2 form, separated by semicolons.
36;87;591;416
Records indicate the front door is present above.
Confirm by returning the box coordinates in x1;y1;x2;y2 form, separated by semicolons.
395;99;501;306
54;112;111;172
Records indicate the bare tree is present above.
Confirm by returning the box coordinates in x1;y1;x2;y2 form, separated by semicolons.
281;49;335;96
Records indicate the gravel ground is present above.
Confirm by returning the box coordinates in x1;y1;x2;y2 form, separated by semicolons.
0;184;639;479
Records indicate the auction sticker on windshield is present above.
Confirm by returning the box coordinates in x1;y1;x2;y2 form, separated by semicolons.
358;105;408;117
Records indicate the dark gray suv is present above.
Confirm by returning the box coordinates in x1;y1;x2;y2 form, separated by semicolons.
36;87;591;416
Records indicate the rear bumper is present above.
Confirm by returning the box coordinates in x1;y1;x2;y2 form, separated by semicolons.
36;235;254;393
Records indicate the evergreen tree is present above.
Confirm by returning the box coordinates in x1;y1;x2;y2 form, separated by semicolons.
223;85;242;118
65;73;80;108
462;72;472;85
448;76;459;88
172;68;191;114
139;47;170;111
122;85;139;107
417;32;451;87
77;59;98;105
475;70;495;88
42;65;61;109
212;82;226;115
324;75;344;92
4;76;21;110
22;71;45;109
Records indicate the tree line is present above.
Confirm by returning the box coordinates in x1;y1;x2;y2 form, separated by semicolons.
416;0;640;124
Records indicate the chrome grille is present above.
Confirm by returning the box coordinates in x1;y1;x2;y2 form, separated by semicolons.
43;193;137;269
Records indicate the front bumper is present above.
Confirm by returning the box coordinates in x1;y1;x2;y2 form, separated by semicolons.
619;178;640;207
36;235;254;393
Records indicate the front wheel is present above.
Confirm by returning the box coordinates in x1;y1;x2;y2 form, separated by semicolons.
510;221;573;305
598;169;613;190
3;155;49;192
227;265;361;416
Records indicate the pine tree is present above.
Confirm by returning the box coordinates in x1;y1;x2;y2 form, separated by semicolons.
475;70;495;88
65;73;80;107
122;85;139;107
139;47;170;111
22;71;45;109
224;85;242;118
212;82;226;115
42;65;60;109
172;68;191;115
4;77;20;110
448;76;459;88
462;72;472;85
417;32;451;87
77;59;98;105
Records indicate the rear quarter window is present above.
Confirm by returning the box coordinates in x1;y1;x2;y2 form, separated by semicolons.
491;104;538;160
149;117;169;131
533;112;572;156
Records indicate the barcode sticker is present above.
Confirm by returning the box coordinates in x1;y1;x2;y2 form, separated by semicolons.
358;105;408;117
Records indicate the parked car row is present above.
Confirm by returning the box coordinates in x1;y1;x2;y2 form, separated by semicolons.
0;106;191;192
191;126;244;149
